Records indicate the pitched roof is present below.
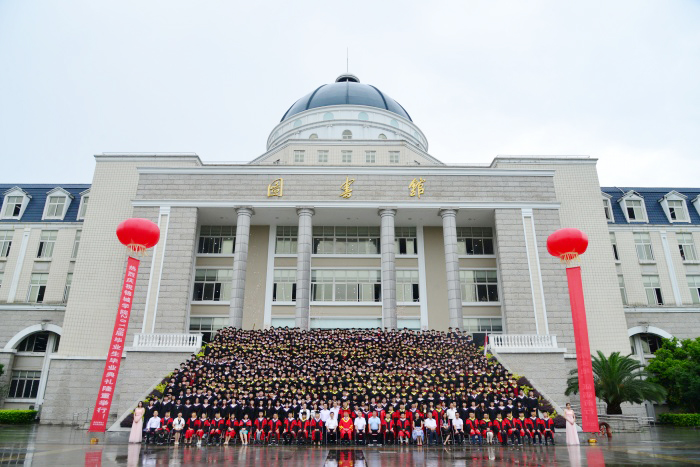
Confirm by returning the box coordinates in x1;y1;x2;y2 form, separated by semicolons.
601;187;700;225
0;184;91;223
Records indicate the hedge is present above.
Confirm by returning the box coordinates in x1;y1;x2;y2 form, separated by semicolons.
658;413;700;427
0;410;38;424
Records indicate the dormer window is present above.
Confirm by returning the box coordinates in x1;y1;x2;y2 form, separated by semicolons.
77;190;90;220
1;187;31;220
602;193;614;222
618;191;648;223
342;130;353;140
41;188;73;221
659;191;690;223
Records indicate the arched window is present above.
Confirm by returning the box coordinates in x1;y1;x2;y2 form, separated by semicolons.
293;119;303;128
342;130;352;140
358;112;369;121
390;119;399;128
378;133;387;140
323;112;334;121
17;331;60;353
309;134;318;140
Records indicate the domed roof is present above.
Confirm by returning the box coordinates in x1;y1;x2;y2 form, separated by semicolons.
281;74;412;122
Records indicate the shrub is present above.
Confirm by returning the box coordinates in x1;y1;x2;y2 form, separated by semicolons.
658;413;700;427
0;410;37;424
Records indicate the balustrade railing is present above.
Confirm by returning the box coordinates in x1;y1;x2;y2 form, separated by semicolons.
488;334;558;349
133;333;202;349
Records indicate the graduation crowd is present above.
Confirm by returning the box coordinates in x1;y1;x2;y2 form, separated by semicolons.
135;327;557;447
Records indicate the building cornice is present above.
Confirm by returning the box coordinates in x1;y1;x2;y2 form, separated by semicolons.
132;200;561;210
136;166;555;177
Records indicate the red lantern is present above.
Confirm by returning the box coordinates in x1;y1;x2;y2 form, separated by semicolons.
116;218;160;255
547;228;588;265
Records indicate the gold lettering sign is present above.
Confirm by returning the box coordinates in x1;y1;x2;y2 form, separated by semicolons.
409;177;426;198
340;176;355;199
267;178;283;197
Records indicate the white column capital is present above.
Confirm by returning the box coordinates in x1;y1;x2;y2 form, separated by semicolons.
439;208;458;218
296;207;315;217
378;208;398;217
236;207;255;217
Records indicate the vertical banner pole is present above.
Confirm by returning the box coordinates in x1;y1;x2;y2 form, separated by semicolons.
565;266;599;432
88;256;140;432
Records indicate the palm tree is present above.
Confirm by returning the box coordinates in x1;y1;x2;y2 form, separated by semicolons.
565;351;666;415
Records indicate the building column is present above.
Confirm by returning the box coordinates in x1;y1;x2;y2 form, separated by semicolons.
295;207;314;330
379;209;398;329
229;207;254;328
440;209;462;329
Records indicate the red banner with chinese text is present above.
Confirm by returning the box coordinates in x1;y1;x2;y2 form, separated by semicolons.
566;266;599;432
88;256;140;432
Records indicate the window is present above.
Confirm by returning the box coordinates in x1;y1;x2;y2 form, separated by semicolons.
643;275;663;305
189;317;228;343
37;231;57;259
390;119;399;128
394;227;417;255
462;318;503;334
9;370;41;399
27;273;48;303
365;151;376;163
618;275;628;305
342;130;352;140
294;150;305;163
71;230;81;259
272;269;296;302
293;118;303;128
677;233;697;261
323;112;334;120
688;275;700;304
358;112;369;121
624;199;646;222
311;269;381;302
309;133;318;140
0;230;12;257
17;332;57;352
341;150;352;163
457;228;494;255
312;226;380;255
275;226;298;254
378;134;387;140
603;197;614;222
396;270;420;302
460;270;499;302
2;195;24;218
198;226;235;254
668;200;688;222
77;195;89;220
317;150;329;163
610;232;619;261
634;232;654;261
637;333;662;354
63;273;73;302
389;151;400;164
44;196;66;218
192;269;233;301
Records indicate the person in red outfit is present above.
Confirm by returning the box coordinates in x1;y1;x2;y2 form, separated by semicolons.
309;413;325;446
381;414;395;445
538;412;556;445
268;413;282;445
339;413;354;445
224;413;236;445
253;411;267;445
210;413;224;445
505;413;520;446
493;413;506;445
480;414;493;445
298;414;310;445
396;414;411;445
184;413;198;445
283;412;297;445
196;414;211;446
238;413;252;445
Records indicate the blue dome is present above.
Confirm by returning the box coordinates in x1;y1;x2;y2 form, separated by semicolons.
281;75;412;122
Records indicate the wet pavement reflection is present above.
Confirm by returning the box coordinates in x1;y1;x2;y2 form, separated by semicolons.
1;425;700;466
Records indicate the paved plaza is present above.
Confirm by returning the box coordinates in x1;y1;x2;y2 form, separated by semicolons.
1;425;699;466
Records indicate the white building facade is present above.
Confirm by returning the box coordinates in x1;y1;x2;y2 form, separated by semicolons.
0;74;697;426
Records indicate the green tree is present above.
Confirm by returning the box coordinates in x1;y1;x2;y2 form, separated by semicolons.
565;351;666;415
647;337;700;413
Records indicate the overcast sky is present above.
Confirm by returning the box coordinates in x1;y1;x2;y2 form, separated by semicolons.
1;1;698;187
